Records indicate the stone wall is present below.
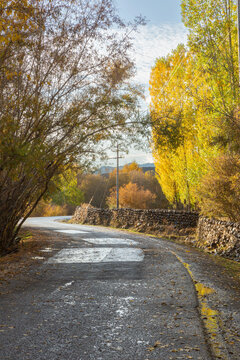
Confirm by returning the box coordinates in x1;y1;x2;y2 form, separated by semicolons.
72;206;199;233
196;217;240;259
72;206;240;260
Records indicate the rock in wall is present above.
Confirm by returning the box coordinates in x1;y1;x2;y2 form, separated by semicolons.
196;217;240;259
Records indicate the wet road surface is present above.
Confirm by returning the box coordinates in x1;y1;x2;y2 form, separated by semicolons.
0;217;240;360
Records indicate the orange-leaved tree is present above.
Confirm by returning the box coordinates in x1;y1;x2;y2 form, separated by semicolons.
107;182;156;209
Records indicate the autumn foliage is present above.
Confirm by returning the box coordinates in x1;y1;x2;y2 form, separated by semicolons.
150;0;240;218
0;0;144;251
31;201;68;217
198;155;240;221
107;182;156;209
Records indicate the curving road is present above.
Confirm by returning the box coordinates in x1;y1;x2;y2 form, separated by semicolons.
0;217;240;360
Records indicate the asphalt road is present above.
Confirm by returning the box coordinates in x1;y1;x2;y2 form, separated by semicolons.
0;217;240;360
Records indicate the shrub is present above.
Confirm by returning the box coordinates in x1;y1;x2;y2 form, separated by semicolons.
198;154;240;221
31;201;68;217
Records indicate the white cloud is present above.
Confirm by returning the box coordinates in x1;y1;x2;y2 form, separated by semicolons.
121;151;153;165
130;23;188;88
105;23;188;166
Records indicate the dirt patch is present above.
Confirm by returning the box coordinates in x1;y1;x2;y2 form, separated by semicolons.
0;228;66;287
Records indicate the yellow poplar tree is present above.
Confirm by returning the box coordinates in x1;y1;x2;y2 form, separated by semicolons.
150;44;219;207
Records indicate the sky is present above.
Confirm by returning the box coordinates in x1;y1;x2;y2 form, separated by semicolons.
115;0;183;25
105;0;188;167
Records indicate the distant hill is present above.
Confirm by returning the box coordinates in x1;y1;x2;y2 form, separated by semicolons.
138;163;155;173
97;163;155;175
140;163;155;168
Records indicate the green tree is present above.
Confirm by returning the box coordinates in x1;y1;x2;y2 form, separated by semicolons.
51;170;84;207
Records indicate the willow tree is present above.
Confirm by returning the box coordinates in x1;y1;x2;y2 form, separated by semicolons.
0;0;145;252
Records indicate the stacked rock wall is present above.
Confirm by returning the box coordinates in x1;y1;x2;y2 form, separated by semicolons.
72;206;240;259
196;217;240;259
72;207;199;232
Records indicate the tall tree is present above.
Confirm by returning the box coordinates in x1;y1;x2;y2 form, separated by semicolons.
181;0;239;146
150;0;240;213
150;45;206;206
0;0;144;251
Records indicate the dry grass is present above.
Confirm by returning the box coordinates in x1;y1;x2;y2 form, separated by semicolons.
0;228;54;286
31;201;68;217
213;256;240;283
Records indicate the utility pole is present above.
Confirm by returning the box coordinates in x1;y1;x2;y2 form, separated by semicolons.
116;143;119;209
238;0;240;86
108;145;123;209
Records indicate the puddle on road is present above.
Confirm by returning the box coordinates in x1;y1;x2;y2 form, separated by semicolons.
82;237;138;246
54;230;88;234
40;248;54;252
48;247;144;264
52;281;75;295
